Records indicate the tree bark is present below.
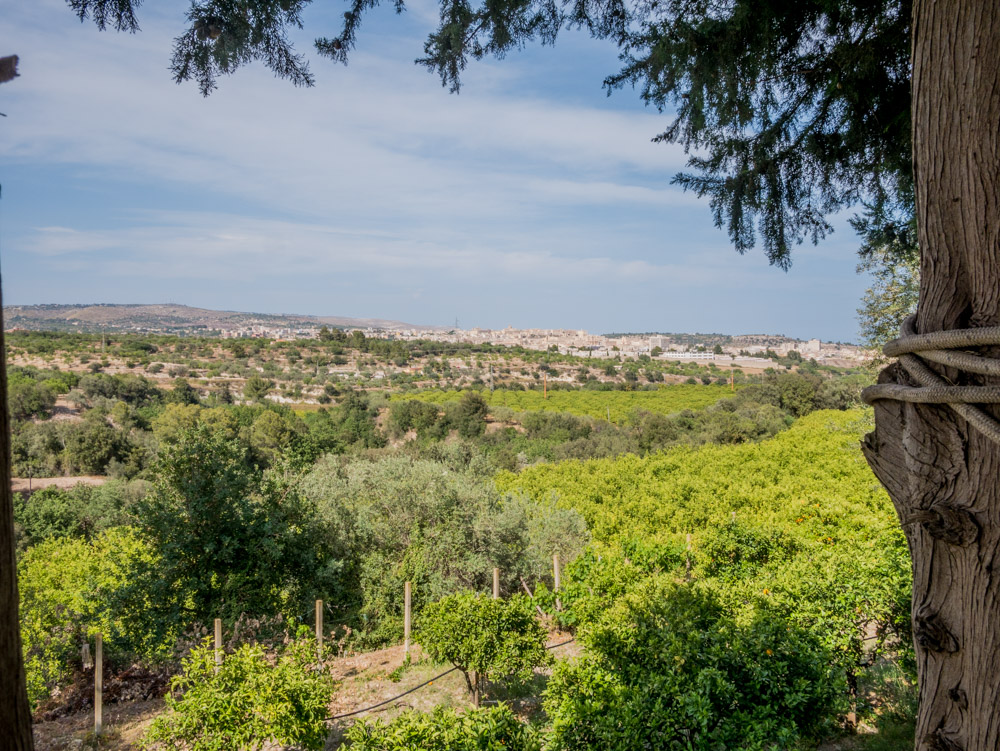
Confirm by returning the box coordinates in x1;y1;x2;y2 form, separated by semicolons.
863;3;1000;749
0;287;35;748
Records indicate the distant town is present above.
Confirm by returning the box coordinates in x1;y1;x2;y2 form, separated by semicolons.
4;303;867;366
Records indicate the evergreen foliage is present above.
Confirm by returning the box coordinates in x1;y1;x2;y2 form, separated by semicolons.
66;0;913;263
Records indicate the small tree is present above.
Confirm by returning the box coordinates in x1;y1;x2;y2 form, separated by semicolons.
143;636;333;751
243;374;274;403
419;591;550;707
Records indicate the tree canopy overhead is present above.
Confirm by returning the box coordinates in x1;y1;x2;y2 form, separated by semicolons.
68;0;913;269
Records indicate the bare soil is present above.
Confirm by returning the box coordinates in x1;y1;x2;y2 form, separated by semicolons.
32;631;579;751
12;476;106;494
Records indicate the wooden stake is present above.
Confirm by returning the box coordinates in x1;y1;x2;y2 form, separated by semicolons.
316;599;323;659
493;567;500;599
404;581;412;658
94;633;103;736
214;618;222;673
553;553;562;611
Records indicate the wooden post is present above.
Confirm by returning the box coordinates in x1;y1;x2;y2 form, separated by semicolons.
94;633;103;736
553;553;562;611
685;534;693;574
315;599;323;659
492;568;500;599
404;581;412;658
214;618;222;674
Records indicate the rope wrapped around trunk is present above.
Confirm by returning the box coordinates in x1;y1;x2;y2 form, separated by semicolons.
861;315;1000;444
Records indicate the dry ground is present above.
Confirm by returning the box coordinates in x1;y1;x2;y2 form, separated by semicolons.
32;631;579;751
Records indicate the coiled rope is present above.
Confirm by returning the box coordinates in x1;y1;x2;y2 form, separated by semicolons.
861;314;1000;443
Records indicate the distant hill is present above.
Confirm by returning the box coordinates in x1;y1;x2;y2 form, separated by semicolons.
3;304;445;335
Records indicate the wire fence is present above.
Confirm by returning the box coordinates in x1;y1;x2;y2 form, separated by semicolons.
322;637;576;723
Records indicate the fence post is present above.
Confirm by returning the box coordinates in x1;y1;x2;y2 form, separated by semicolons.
214;618;223;674
553;553;562;611
493;568;500;599
316;599;324;660
404;581;412;658
94;633;103;736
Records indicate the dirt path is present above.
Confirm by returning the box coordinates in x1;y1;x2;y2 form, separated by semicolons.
12;476;106;494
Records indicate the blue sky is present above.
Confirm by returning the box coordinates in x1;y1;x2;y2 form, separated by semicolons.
2;0;872;342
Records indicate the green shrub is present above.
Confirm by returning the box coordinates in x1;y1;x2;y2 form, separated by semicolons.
142;637;333;751
697;520;798;580
544;577;844;751
419;591;550;704
342;705;540;751
18;528;158;707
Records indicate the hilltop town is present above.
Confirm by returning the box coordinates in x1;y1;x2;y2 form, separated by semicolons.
5;304;868;366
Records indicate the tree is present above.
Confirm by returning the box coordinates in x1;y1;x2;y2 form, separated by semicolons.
243;374;274;403
134;426;329;631
1;51;33;751
419;591;550;707
7;0;994;746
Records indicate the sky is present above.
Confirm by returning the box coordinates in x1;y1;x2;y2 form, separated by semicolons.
1;0;874;342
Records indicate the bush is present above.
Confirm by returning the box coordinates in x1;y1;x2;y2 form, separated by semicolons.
142;637;333;751
544;577;843;751
697;520;798;580
18;528;158;707
343;705;540;751
419;591;550;704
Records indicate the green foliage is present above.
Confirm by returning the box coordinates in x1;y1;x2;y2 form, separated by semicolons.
396;384;736;422
243;374;274;402
134;426;335;634
301;455;588;644
419;591;550;700
496;410;891;547
8;379;57;421
343;705;540;751
78;372;163;406
165;377;201;405
698;521;798;581
544;577;844;750
142;637;333;751
18;528;157;707
857;233;919;357
448;390;489;438
13;480;145;553
62;411;128;474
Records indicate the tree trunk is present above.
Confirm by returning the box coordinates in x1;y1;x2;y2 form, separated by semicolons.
863;3;1000;749
0;287;35;749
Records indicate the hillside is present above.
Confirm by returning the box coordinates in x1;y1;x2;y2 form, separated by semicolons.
4;304;440;335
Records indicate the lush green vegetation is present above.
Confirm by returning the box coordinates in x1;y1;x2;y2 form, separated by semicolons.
344;705;541;751
10;332;912;748
394;384;738;422
143;636;334;751
419;592;550;703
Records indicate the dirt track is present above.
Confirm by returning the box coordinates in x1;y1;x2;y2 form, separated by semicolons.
12;476;106;494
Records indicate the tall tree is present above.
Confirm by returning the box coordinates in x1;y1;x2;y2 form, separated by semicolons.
1;52;34;751
863;5;1000;748
4;0;995;747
